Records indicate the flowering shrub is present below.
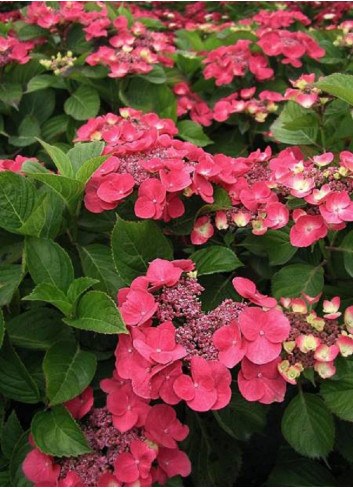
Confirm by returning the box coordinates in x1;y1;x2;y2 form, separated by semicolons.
2;1;353;487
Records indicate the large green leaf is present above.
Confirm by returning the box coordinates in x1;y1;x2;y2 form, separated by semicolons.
321;359;353;421
31;405;91;457
7;307;73;350
44;340;96;405
37;139;73;178
2;411;23;460
25;237;74;293
271;102;319;145
64;85;100;120
64;290;127;334
0;265;22;306
24;172;84;215
9;115;41;147
112;216;173;284
190;245;243;276
242;230;297;266
9;430;32;487
281;393;334;458
79;244;124;297
75;155;108;183
316;73;353;106
0;337;40;403
0;309;4;349
272;264;324;299
0;172;37;233
23;283;72;316
214;394;267;441
337;230;353;277
67;141;105;174
177;120;213;147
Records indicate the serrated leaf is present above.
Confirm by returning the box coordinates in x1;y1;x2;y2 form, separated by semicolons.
271;102;319;145
31;405;91;457
7;307;73;350
0;82;22;107
0;172;37;233
281;393;334;458
111;216;173;284
177;120;213;147
64;290;127;334
321;363;353;421
190;245;243;275
0;336;40;403
316;73;353;106
22;283;72;316
272;264;324;299
37;139;73;178
78;244;124;297
64;85;100;120
67;141;105;174
25;172;84;214
44;340;96;405
25;237;74;293
0;265;22;307
9;115;41;147
66;277;99;304
9;430;32;487
75;155;108;183
2;411;23;460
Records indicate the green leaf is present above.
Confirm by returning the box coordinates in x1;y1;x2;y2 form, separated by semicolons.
336;420;353;463
266;446;337;487
64;85;100;121
22;283;72;316
67;277;99;304
338;230;353;277
321;363;353;422
2;411;23;460
0;172;37;233
25;172;84;214
19;89;55;124
281;393;334;458
37;139;73;178
0;265;22;306
75;155;107;183
79;244;124;297
7;307;73;350
136;65;167;84
272;264;324;299
119;78;177;120
67;141;105;174
242;230;297;266
25;237;74;293
0;337;40;403
316;73;353;106
177;120;213;147
9;115;41;147
31;405;91;457
0;82;22;107
9;430;32;487
0;309;4;349
190;245;243;276
44;340;96;406
213;393;267;441
26;74;64;93
112;216;173;284
64;290;127;334
271;102;319;145
41;114;70;141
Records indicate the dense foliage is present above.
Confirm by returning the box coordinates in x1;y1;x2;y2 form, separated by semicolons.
2;1;353;486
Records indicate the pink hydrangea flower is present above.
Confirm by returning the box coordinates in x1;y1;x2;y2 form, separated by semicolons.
114;440;157;483
213;321;247;368
290;214;328;247
190;216;214;245
239;307;290;364
144;404;189;449
232;277;277;308
135;178;166;220
64;386;94;420
120;290;157;327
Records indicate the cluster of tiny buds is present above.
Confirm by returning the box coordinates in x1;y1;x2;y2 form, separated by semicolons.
39;51;76;75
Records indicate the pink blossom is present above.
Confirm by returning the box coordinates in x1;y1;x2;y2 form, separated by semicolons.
238;357;286;404
239;307;290;364
290;214;328;247
64;386;94;420
157;448;192;479
213;321;246;368
320;191;353;224
232;277;277;308
134;178;166;220
120;290;157;326
107;384;150;432
145;405;189;449
263;202;289;229
150;361;183;405
114;440;157;483
191;216;214;245
133;321;187;365
22;449;60;485
96;173;135;203
146;259;183;288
